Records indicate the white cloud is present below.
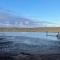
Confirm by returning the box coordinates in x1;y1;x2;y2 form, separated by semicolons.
0;9;60;27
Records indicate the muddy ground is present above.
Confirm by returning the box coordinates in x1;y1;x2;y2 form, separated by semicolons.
0;52;60;60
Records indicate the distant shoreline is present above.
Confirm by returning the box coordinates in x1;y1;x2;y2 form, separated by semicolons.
0;27;60;32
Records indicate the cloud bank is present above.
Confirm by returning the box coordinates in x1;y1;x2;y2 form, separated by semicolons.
0;8;60;28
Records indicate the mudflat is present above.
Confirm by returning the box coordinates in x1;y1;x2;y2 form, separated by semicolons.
0;53;60;60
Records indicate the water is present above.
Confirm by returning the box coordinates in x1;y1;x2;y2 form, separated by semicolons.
0;32;60;54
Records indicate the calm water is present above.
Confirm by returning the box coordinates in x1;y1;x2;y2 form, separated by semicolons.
0;32;60;54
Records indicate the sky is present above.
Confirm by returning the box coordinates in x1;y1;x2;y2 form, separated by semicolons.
0;0;60;24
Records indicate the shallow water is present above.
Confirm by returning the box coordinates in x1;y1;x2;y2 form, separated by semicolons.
0;32;60;54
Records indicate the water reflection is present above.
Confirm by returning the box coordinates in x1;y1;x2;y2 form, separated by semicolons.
0;32;60;54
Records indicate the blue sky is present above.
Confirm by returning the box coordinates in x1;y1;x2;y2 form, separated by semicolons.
0;0;60;24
